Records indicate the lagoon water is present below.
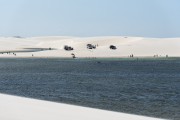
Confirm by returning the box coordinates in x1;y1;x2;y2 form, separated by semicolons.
0;58;179;120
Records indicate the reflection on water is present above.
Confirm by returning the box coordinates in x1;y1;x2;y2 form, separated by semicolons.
0;58;179;120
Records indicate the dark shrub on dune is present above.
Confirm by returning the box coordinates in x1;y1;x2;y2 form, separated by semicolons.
110;45;117;50
64;45;74;51
87;44;96;49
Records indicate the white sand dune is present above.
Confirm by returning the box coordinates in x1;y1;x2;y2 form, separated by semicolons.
0;36;179;58
0;94;166;120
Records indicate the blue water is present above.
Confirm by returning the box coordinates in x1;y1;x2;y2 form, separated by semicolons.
0;58;179;119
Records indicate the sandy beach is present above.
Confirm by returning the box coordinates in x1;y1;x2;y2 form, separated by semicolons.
0;94;166;120
0;36;180;58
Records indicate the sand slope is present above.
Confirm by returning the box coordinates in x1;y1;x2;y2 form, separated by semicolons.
0;94;166;120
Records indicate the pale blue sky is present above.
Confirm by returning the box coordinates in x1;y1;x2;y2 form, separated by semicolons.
0;0;180;37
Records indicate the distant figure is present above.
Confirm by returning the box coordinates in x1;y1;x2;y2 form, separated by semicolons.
32;54;34;57
154;55;158;58
71;53;76;59
166;55;168;58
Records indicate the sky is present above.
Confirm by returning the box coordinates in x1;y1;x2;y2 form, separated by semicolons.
0;0;180;38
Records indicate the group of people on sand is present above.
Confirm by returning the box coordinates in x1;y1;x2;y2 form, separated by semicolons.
0;51;35;57
0;52;17;56
130;54;134;58
154;54;169;58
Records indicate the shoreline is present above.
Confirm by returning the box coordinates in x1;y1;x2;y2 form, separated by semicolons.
0;56;180;60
